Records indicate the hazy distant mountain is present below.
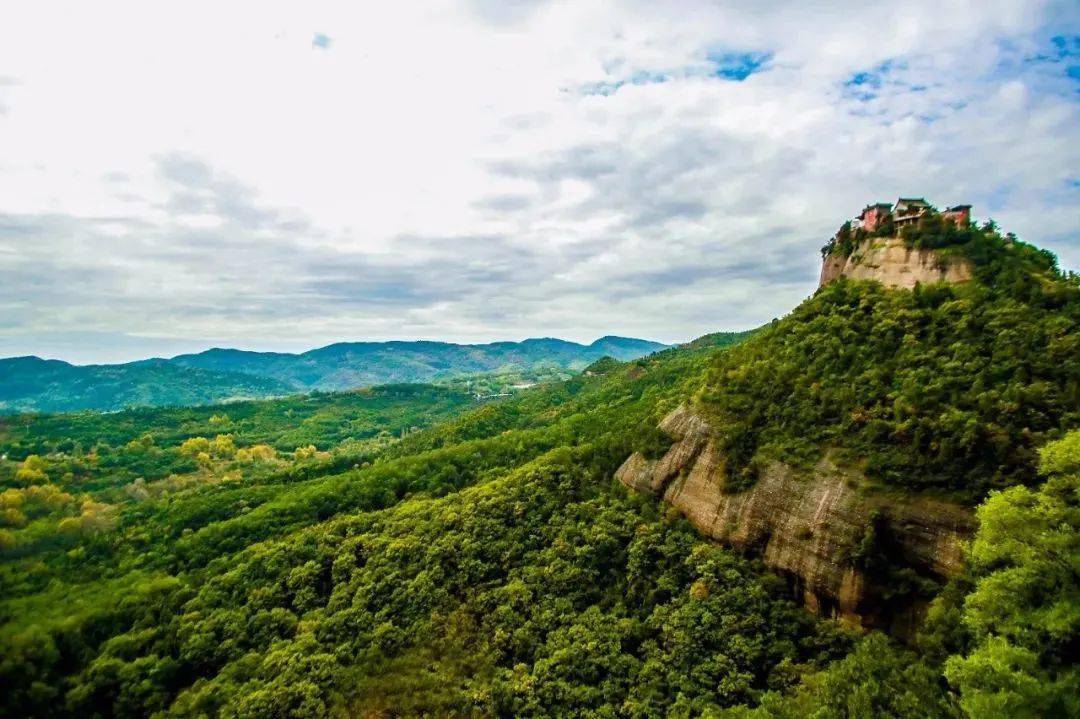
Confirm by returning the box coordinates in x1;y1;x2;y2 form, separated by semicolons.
0;336;667;413
164;336;669;391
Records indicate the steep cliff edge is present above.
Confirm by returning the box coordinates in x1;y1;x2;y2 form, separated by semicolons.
819;236;973;289
616;219;1074;639
617;406;975;637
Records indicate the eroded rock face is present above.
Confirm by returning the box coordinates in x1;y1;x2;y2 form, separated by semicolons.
616;406;974;637
819;237;973;289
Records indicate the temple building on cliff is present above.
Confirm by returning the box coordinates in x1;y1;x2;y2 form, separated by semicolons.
853;198;971;233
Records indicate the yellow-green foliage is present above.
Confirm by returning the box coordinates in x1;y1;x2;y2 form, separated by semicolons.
235;444;277;464
943;430;1080;717
292;444;318;460
14;454;49;485
179;434;237;464
2;484;75;523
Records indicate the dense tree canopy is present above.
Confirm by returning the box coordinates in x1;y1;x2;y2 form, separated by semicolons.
1;227;1076;717
944;430;1080;717
701;228;1078;498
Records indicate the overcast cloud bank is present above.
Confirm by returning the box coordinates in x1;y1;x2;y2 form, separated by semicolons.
0;0;1078;363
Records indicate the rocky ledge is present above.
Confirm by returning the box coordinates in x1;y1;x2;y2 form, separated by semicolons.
617;406;974;638
819;237;973;289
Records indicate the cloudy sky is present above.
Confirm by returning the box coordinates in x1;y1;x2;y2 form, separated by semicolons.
1;1;1078;363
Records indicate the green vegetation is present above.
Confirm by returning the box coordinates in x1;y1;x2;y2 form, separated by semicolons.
0;385;473;564
701;228;1078;498
0;357;293;414
1;225;1077;717
0;336;669;414
725;633;961;718
433;364;574;395
0;384;472;463
943;432;1080;717
722;429;1080;719
5;338;798;717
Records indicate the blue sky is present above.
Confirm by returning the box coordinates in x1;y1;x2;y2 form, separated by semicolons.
0;0;1078;363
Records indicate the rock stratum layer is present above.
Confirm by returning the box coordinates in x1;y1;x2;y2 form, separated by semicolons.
616;407;974;637
819;237;973;289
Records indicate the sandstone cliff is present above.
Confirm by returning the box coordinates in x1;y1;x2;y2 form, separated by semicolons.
617;406;974;637
819;236;973;289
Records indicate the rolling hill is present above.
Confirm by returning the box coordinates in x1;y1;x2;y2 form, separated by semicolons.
0;357;293;414
164;335;669;390
0;336;668;414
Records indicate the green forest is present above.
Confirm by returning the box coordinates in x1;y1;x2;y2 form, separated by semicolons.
1;224;1078;718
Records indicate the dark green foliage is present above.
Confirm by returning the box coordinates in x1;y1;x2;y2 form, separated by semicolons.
0;330;848;718
849;510;889;573
823;221;856;258
0;386;477;596
1;384;471;456
681;329;756;351
729;633;960;718
583;355;622;375
942;430;1080;717
698;234;1079;499
1;453;843;719
2;222;1077;717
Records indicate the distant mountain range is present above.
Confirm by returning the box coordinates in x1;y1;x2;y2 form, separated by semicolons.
0;336;668;413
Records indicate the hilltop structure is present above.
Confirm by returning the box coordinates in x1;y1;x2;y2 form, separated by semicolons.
819;198;976;290
855;197;971;232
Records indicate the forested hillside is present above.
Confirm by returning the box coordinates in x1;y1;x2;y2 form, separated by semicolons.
1;224;1077;718
699;225;1079;499
0;385;474;561
2;334;761;717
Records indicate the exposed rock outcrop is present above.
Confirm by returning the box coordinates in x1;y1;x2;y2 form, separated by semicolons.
617;406;974;637
819;237;973;289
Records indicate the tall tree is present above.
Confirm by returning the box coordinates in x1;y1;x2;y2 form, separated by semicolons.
944;431;1080;717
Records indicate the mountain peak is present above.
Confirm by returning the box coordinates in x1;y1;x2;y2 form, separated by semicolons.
819;198;979;290
589;336;667;351
0;355;70;368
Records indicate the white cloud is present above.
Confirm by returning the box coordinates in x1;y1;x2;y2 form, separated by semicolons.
0;0;1077;363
